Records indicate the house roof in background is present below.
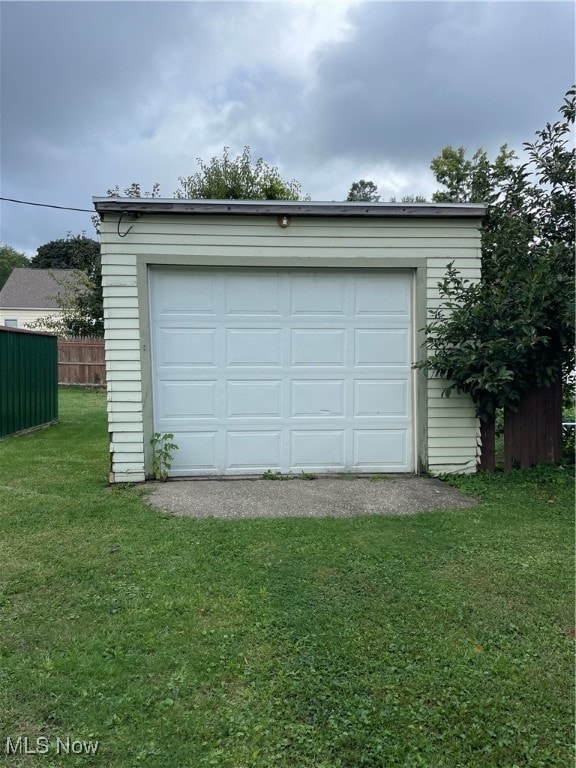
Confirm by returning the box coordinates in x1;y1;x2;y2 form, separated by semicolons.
0;268;79;309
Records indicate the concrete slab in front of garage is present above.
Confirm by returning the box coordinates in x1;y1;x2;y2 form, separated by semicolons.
144;475;478;519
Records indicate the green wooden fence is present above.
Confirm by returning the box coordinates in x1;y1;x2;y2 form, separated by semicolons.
0;327;58;438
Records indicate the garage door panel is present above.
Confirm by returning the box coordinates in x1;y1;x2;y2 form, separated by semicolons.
354;380;408;417
354;430;407;468
354;274;410;316
157;273;216;315
291;329;346;366
159;380;217;419
227;431;281;469
291;380;345;417
171;432;218;472
150;268;414;475
291;430;345;468
225;274;281;315
355;329;410;366
290;275;346;315
226;329;281;366
226;380;282;418
158;328;217;367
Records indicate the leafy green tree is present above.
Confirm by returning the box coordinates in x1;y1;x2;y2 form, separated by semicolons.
416;87;575;422
105;147;304;208
175;146;304;200
0;244;29;291
347;180;380;202
28;233;103;337
389;195;428;203
30;233;100;272
106;182;162;199
61;263;104;337
28;267;104;338
430;145;518;204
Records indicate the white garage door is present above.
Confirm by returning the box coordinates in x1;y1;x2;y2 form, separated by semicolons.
150;268;414;476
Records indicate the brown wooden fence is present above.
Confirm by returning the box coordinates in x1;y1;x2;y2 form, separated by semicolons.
58;338;106;387
479;377;563;471
503;378;563;470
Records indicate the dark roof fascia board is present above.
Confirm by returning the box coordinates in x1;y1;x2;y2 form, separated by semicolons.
93;198;486;219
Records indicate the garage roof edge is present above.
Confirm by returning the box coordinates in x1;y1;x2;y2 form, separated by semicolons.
93;198;486;219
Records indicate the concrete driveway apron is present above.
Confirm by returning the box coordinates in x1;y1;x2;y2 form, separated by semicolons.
145;475;478;519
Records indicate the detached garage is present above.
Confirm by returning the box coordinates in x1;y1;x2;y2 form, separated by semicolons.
94;199;485;482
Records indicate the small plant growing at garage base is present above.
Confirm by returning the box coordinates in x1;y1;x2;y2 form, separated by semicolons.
150;433;178;481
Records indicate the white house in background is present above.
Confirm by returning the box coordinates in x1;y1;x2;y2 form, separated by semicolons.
0;268;78;331
93;198;486;483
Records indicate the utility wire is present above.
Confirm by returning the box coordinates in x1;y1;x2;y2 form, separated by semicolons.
0;196;93;213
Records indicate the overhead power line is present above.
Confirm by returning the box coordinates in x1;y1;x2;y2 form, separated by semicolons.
0;196;93;213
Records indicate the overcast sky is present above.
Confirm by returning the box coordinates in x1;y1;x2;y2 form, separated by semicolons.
1;0;573;256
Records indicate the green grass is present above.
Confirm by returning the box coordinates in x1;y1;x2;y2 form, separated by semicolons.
0;388;573;768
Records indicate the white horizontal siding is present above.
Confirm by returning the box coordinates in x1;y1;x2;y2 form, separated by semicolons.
101;264;139;276
108;436;140;450
429;438;478;450
107;421;144;433
426;369;479;471
107;395;142;407
101;243;475;260
430;459;477;475
108;401;143;413
427;266;481;277
102;216;479;257
104;319;141;330
104;364;142;376
101;253;137;265
101;249;145;482
103;297;139;310
119;233;477;250
105;329;141;341
104;379;141;393
104;307;141;320
426;218;480;473
106;371;144;384
100;213;482;480
109;452;145;464
104;215;476;233
112;468;146;482
106;349;141;362
428;416;478;428
108;411;143;424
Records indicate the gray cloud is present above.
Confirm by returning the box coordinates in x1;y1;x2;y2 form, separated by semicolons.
1;3;205;173
0;1;573;254
292;1;574;169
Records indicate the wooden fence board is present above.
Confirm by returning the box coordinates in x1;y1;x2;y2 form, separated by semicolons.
58;338;106;386
478;415;496;471
478;378;563;471
504;378;562;470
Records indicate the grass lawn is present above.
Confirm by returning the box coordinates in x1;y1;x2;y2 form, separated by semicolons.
0;388;573;768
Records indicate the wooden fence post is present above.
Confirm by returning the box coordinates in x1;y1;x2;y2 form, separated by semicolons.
478;414;496;471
